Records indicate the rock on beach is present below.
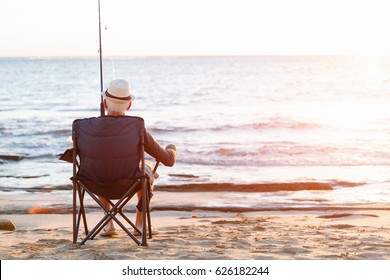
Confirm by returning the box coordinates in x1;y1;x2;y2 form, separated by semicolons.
0;219;16;231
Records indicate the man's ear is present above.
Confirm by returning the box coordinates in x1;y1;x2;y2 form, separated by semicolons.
103;99;108;109
127;102;132;110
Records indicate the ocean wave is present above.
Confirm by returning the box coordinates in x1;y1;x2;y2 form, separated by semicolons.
238;120;320;130
0;174;50;179
0;154;24;161
0;184;71;193
0;128;71;137
148;127;199;133
147;120;320;134
179;157;390;167
155;181;362;193
151;205;390;213
177;143;390;167
0;181;360;195
0;153;68;163
2;118;320;137
30;129;71;137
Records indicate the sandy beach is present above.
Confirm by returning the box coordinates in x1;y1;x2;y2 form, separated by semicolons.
1;207;390;260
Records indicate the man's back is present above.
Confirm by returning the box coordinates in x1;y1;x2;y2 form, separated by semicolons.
73;116;144;184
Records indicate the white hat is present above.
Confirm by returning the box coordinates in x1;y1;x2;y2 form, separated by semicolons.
103;79;135;102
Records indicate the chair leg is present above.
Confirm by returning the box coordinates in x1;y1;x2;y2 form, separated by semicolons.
80;214;110;245
78;186;142;246
118;210;139;233
79;188;89;234
89;214;111;240
87;211;141;246
146;186;152;239
76;188;88;235
72;181;77;244
141;180;148;246
76;180;148;246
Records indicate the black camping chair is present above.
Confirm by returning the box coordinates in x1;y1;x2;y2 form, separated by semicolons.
70;116;156;246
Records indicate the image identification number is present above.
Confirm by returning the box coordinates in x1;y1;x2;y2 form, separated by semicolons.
215;266;269;276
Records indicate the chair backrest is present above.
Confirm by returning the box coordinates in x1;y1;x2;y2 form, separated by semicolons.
72;116;145;185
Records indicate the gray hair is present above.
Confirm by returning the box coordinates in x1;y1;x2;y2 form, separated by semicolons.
105;98;130;115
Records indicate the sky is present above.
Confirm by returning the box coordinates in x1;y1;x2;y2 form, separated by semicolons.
1;0;390;57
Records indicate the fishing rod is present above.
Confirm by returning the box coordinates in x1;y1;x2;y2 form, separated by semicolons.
98;0;104;116
96;0;161;179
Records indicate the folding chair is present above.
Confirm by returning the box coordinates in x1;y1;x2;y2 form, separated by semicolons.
71;116;154;246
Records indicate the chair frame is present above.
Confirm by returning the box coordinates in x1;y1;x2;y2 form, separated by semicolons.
71;127;152;246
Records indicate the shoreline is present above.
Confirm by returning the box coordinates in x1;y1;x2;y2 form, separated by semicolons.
2;194;390;215
0;180;363;192
1;180;390;215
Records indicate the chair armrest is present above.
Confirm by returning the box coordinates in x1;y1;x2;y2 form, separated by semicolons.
152;161;160;175
58;148;74;163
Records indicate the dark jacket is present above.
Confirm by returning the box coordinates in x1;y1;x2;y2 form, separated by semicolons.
73;116;176;184
144;129;176;167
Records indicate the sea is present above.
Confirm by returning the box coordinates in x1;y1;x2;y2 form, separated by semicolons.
1;56;390;214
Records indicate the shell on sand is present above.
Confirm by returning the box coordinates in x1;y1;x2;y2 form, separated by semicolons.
0;218;16;231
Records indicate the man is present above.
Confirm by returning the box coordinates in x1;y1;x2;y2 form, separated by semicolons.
100;79;177;236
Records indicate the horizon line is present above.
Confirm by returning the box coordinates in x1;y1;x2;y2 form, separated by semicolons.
1;54;388;59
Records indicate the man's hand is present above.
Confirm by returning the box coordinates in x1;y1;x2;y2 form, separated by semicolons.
166;144;176;151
